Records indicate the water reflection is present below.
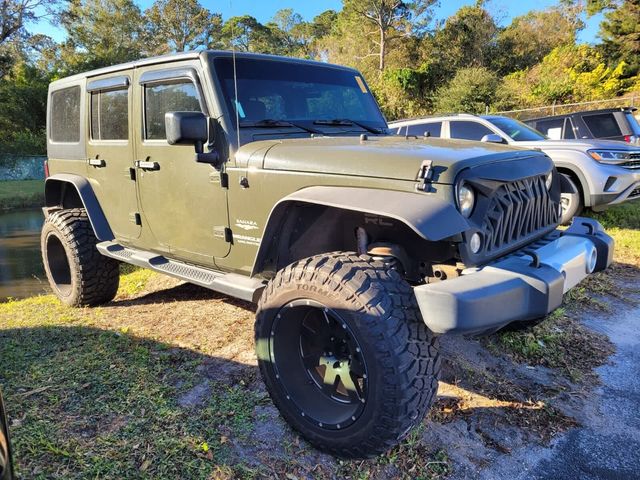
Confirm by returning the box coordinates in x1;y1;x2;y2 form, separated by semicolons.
0;209;48;301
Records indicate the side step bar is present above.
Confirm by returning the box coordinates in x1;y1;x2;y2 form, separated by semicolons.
96;241;265;303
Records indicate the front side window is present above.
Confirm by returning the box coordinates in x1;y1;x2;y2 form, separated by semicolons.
91;89;128;140
583;113;622;138
486;117;545;141
449;121;493;141
51;86;81;143
144;81;201;140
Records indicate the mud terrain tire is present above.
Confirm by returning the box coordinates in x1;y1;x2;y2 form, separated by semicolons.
41;208;119;306
255;252;440;458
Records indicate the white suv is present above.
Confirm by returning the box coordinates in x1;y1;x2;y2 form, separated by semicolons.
390;114;640;224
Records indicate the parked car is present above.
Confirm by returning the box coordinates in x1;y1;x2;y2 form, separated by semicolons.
0;390;14;480
524;107;640;144
390;114;640;224
43;51;613;458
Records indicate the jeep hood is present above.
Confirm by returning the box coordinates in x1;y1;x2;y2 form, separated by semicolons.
242;136;548;184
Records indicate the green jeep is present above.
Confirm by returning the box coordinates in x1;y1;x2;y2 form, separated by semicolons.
42;51;614;458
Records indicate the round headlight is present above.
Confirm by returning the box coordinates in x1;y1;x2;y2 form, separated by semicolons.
545;171;553;190
457;183;475;218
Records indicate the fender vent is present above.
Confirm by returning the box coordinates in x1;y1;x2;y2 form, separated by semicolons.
482;176;558;253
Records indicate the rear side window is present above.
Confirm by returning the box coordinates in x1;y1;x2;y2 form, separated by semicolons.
91;89;128;140
144;81;201;140
535;118;564;139
50;86;81;143
583;113;622;138
449;121;493;141
407;122;441;137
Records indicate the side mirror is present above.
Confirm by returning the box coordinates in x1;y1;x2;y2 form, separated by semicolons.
0;390;14;480
481;134;507;144
165;111;220;165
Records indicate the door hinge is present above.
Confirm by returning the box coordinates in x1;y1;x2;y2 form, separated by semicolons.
224;227;233;243
129;167;136;181
130;212;142;225
416;160;433;192
220;172;229;189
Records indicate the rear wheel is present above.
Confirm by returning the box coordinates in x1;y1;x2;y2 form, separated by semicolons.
41;208;119;306
255;252;440;458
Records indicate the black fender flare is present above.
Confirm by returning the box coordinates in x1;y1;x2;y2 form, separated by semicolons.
252;186;469;275
45;173;114;241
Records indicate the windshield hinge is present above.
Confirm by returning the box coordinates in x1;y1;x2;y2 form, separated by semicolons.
416;160;433;191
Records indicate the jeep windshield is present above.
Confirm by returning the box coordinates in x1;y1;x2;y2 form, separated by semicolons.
483;116;547;142
213;57;387;138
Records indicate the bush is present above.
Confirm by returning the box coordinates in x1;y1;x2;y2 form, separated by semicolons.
433;67;499;114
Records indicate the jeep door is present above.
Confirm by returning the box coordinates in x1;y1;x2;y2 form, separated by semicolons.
133;63;230;264
86;72;141;241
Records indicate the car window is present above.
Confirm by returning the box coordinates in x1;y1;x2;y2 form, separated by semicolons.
563;118;575;139
144;81;201;140
485;116;545;141
50;86;81;143
449;121;493;141
406;122;441;137
535;118;564;140
583;113;622;138
91;88;128;141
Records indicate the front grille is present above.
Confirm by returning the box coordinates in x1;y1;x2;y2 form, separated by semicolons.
620;160;640;170
481;176;558;253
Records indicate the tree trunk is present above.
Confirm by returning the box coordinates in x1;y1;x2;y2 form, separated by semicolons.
379;27;385;72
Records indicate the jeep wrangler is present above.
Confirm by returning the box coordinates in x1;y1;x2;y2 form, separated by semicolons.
42;51;614;458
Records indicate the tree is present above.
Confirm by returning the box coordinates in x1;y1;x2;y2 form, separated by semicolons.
342;0;437;72
495;7;583;74
432;3;498;74
58;0;145;73
220;15;282;54
598;0;640;75
433;67;499;113
145;0;222;53
1;0;58;45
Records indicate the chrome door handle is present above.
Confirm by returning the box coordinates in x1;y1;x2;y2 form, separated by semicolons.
88;158;106;167
136;160;160;171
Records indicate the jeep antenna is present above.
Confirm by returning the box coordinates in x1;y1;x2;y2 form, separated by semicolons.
230;0;241;149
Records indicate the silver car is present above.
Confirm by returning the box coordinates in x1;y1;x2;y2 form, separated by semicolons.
390;114;640;224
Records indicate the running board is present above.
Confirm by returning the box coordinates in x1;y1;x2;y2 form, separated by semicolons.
96;241;265;303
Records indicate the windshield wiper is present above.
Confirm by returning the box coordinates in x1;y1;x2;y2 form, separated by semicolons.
313;118;384;134
239;118;321;134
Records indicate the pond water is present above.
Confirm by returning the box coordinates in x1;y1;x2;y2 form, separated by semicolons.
0;208;49;301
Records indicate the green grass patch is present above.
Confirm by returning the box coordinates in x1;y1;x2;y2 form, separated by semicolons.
0;179;44;211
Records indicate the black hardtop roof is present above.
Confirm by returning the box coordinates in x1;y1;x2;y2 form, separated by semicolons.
49;50;359;88
526;106;637;122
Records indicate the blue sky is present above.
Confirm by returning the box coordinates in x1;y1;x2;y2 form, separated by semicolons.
32;0;604;45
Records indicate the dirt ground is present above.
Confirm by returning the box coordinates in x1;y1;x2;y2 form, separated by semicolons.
3;260;636;479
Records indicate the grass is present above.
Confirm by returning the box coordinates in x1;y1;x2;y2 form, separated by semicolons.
0;268;452;479
0;179;44;211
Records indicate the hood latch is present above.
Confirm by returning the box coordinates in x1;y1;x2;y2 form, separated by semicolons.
416;160;433;191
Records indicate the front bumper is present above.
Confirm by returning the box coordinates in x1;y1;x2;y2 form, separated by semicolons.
414;218;614;335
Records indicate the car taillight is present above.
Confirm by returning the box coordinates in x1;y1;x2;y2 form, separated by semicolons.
624;135;631;143
44;159;50;178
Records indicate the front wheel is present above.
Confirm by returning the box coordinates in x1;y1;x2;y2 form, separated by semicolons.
255;253;440;458
560;175;583;225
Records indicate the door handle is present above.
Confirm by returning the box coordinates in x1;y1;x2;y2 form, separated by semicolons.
136;160;160;171
88;158;106;167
